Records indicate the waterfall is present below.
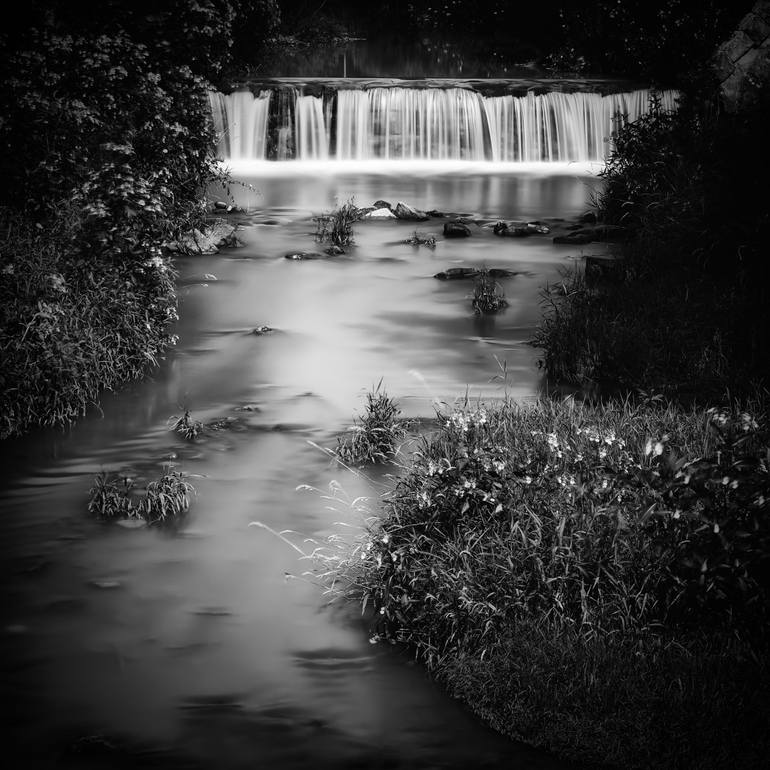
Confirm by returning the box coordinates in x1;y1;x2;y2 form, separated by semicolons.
209;86;678;163
295;95;329;160
209;89;272;160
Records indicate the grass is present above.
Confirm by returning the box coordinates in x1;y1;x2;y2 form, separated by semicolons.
0;209;178;439
88;466;194;524
336;381;407;465
471;269;508;314
314;197;361;251
403;231;437;248
169;409;204;441
322;395;770;769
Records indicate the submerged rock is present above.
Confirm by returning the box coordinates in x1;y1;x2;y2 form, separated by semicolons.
434;267;518;280
284;251;329;260
443;221;472;238
393;201;429;221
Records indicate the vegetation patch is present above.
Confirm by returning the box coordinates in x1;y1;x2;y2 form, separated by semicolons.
314;197;361;252
88;467;194;524
326;397;770;769
535;92;770;400
471;269;508;314
336;382;407;465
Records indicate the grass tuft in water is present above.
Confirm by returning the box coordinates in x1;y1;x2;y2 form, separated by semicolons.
314;197;360;251
336;381;407;465
169;409;204;441
471;269;508;314
88;466;194;524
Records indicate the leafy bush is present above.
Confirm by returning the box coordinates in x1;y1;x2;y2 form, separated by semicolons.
336;382;406;465
537;90;770;397
0;2;267;437
326;397;770;767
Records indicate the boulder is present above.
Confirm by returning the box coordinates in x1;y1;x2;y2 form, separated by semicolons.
578;211;597;224
364;207;397;219
324;245;345;255
443;221;472;238
372;199;392;210
426;209;446;218
494;221;531;238
393;201;429;221
526;221;551;234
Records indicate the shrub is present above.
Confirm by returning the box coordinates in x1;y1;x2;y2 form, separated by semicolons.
326;396;770;767
315;198;360;250
336;382;407;465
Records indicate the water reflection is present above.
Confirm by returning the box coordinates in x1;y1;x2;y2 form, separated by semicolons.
1;166;601;768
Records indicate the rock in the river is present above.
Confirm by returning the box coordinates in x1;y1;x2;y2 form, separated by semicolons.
426;209;446;218
434;267;479;280
364;207;397;219
167;222;240;254
493;221;531;238
553;224;630;245
443;221;472;238
526;221;551;234
579;210;598;224
253;326;274;335
434;267;518;280
372;199;392;210
324;245;345;255
393;201;429;221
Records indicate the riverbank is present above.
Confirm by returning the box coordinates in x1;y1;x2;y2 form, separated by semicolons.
330;396;769;769
0;6;238;439
534;90;770;401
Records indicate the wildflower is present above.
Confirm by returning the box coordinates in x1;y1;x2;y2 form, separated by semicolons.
369;636;379;644
653;442;664;457
730;480;739;490
722;476;730;486
2;263;15;275
599;447;607;460
427;460;439;476
546;433;559;451
673;510;681;519
492;460;506;473
524;475;532;484
739;412;758;432
381;533;390;544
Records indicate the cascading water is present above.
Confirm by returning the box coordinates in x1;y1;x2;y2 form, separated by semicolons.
208;89;272;160
210;85;677;163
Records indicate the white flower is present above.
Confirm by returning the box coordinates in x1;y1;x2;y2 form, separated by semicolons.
546;433;559;451
653;442;664;457
524;475;532;484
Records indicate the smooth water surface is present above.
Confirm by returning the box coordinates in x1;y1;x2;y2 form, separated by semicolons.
1;164;603;768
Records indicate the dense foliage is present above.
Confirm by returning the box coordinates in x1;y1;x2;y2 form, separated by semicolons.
536;90;770;399
0;1;275;438
330;399;770;768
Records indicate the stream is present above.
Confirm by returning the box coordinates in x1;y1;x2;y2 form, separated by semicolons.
1;162;604;768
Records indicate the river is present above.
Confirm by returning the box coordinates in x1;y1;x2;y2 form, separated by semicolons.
1;162;603;768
